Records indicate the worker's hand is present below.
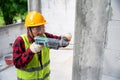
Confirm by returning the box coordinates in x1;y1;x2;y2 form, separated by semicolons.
30;42;43;53
60;39;69;47
62;33;72;42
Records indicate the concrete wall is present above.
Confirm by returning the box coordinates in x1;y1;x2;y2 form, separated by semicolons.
72;0;109;80
0;23;26;57
71;0;120;80
102;0;120;79
41;0;75;43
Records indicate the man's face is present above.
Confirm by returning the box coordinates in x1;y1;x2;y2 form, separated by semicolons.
31;25;45;37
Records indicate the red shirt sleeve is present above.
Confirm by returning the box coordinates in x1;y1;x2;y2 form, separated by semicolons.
45;32;61;39
13;36;34;69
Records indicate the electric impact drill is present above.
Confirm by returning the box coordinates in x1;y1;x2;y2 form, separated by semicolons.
34;36;69;49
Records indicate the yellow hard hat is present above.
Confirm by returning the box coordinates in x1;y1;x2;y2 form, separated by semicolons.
25;11;46;27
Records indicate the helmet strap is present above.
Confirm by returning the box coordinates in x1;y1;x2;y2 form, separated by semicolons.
28;27;34;39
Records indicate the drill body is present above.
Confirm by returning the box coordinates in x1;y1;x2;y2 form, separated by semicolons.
34;36;69;49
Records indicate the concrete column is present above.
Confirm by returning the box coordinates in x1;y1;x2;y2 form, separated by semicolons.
27;0;41;12
72;0;109;80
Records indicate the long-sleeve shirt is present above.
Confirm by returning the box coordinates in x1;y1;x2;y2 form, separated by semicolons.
13;32;61;69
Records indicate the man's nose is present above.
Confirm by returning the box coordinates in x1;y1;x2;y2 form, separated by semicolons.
37;30;44;36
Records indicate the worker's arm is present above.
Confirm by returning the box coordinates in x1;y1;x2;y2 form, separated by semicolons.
45;32;72;42
13;36;34;69
45;32;61;40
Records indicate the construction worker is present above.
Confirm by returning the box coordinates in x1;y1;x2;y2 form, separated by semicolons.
13;11;71;80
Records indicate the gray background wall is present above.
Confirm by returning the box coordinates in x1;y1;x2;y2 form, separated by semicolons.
41;0;75;40
102;0;120;79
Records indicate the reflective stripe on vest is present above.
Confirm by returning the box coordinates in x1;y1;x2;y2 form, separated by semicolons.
16;34;50;80
17;71;50;80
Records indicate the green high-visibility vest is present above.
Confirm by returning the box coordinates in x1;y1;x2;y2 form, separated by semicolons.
16;34;50;80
